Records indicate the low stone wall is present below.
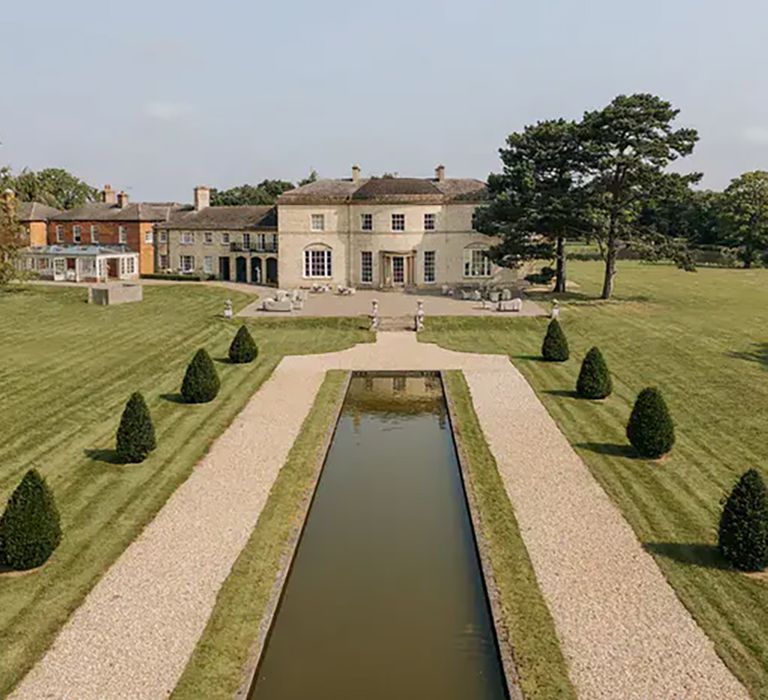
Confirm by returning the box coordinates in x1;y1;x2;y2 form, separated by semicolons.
88;283;143;306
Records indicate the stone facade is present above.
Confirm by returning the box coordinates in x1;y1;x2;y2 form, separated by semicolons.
155;189;278;284
275;167;514;290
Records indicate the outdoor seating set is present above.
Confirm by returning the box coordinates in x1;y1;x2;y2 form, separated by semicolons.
444;285;525;313
260;289;307;313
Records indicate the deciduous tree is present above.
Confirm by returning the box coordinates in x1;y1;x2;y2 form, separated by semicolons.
720;171;768;268
0;190;25;288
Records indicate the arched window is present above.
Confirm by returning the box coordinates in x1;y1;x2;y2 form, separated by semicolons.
303;244;332;278
463;245;492;278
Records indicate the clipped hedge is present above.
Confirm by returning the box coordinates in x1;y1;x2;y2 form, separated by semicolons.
719;469;768;571
0;469;62;570
116;392;156;463
576;347;612;399
626;387;675;458
181;349;220;404
541;319;569;362
228;325;258;364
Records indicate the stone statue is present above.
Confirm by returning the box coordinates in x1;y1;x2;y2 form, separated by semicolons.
224;299;233;319
415;300;425;332
551;299;560;320
370;299;380;331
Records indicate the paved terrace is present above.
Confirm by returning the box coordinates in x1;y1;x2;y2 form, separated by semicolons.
238;288;546;318
12;334;745;700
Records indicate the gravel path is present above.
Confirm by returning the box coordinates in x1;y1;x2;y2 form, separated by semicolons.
12;333;746;699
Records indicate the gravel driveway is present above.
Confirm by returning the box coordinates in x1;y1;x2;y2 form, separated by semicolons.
11;333;746;699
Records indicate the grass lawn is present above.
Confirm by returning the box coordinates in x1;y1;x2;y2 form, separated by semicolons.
172;370;349;699
422;261;768;697
0;285;370;697
443;371;575;699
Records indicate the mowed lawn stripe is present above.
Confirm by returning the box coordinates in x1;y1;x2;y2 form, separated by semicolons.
0;285;370;696
422;261;768;696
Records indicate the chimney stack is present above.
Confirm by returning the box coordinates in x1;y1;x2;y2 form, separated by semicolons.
102;184;117;204
435;164;445;182
117;191;129;208
194;185;210;211
352;164;361;183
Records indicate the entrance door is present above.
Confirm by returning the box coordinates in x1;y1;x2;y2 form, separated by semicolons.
266;258;278;286
53;258;66;281
219;257;231;281
392;256;405;286
235;256;247;283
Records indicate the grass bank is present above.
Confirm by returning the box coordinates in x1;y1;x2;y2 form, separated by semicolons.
172;371;349;699
443;371;575;699
423;261;768;696
0;285;370;696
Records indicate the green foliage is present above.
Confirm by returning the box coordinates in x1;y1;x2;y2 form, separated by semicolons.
228;325;258;364
10;167;97;209
210;179;294;206
0;470;61;570
116;392;156;463
576;347;612;399
580;94;700;298
626;387;675;458
541;319;569;362
181;349;220;404
474;119;588;291
719;469;768;572
721;171;768;268
0;192;25;288
525;266;556;285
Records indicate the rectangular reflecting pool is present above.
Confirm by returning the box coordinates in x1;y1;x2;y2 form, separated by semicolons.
249;372;508;699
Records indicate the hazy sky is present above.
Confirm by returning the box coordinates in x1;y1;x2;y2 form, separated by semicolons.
2;0;767;201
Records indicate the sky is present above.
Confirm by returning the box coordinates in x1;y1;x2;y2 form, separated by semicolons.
1;0;767;202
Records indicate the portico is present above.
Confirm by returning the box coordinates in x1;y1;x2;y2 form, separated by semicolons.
380;251;416;288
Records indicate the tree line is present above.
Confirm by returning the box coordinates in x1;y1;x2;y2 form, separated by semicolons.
475;93;768;298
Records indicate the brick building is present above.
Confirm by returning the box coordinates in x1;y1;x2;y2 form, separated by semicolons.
48;185;182;274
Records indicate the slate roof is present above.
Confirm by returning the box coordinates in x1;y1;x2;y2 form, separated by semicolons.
51;202;182;222
159;205;277;231
278;175;487;205
16;202;62;221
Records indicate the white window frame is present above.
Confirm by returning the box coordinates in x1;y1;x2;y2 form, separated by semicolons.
424;213;436;231
361;213;373;231
391;213;405;231
361;251;373;283
303;247;332;278
310;214;325;232
72;225;82;243
221;232;230;245
118;225;128;244
125;257;136;275
203;231;213;245
159;254;168;269
203;255;214;274
90;225;99;243
159;230;168;243
181;231;194;245
463;247;492;278
423;250;436;283
179;254;195;272
144;230;154;244
243;233;251;249
55;225;64;243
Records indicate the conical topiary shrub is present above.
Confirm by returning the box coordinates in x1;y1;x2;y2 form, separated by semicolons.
116;392;156;463
626;387;675;458
576;347;613;399
0;469;61;570
228;325;258;364
181;348;220;404
541;319;569;362
719;469;768;571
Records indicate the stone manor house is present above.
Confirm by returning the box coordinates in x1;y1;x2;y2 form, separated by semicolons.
18;166;508;289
